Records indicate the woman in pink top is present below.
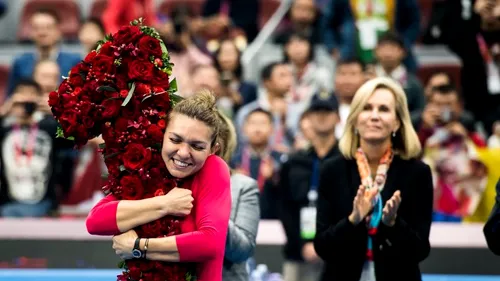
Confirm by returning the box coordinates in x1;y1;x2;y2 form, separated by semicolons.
85;90;231;281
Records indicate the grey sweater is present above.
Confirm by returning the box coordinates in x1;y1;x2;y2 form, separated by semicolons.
222;173;261;281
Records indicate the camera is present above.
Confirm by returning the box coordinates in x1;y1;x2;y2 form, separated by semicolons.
440;107;452;123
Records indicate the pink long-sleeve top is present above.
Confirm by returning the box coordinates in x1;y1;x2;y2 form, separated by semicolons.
86;155;232;281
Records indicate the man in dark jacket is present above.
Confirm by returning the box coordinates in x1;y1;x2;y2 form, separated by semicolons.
484;178;500;255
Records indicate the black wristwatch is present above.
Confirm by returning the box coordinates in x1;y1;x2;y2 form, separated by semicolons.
132;238;143;258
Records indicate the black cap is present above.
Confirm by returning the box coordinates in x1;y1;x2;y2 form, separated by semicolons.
307;90;338;112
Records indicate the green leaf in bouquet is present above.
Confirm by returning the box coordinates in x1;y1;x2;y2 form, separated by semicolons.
114;58;122;66
122;82;136;106
101;172;109;180
56;126;65;139
97;85;117;92
98;142;106;149
105;33;113;42
160;41;169;56
119;165;126;172
168;78;178;94
117;260;126;269
104;152;119;159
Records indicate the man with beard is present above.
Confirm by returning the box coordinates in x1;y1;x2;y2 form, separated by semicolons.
278;94;340;281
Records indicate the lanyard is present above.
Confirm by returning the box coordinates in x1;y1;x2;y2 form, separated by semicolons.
308;157;320;204
13;124;38;166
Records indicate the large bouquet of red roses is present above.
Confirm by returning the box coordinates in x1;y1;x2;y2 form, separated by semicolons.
48;19;195;281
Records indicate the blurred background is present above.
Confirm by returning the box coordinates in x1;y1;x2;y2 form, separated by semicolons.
0;0;500;280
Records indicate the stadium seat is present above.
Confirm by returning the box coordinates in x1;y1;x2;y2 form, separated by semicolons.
417;64;462;91
17;0;81;41
90;0;108;19
0;65;9;103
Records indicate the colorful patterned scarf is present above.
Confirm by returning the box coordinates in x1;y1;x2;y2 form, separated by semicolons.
355;147;393;262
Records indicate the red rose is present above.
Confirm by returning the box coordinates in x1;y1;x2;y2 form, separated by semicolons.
123;143;151;170
138;36;163;58
84;51;97;63
127;264;141;280
79;101;92;116
48;91;59;107
157;119;166;129
151;68;170;88
113;26;143;46
82;116;94;129
98;41;114;56
101;99;122;119
135;82;152;96
58;80;71;94
147;124;164;143
114;117;129;132
128;60;154;81
119;175;144;200
154;189;165;196
69;73;84;87
92;54;115;74
59;109;78;127
121;98;141;120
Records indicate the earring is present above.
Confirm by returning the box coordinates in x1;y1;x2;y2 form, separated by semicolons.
354;128;358;135
392;131;396;137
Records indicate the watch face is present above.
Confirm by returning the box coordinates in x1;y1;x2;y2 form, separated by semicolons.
132;249;142;258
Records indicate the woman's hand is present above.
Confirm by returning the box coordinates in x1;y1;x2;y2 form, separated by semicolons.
382;190;402;227
349;185;378;225
160;187;194;216
112;229;138;260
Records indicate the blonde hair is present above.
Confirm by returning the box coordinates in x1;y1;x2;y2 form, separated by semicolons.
171;89;221;146
216;111;238;163
338;77;421;159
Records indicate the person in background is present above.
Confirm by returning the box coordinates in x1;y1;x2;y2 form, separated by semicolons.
314;77;432;281
293;110;315;151
488;121;500;148
332;58;366;139
374;32;425;114
7;9;81;96
78;18;106;55
274;0;322;45
217;112;260;281
279;94;340;281
32;59;60;119
213;38;257;108
424;71;454;101
0;80;63;217
484;178;500;255
232;108;284;219
284;32;333;104
102;0;157;34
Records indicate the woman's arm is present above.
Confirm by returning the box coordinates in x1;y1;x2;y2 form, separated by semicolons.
313;159;366;262
145;156;232;262
378;162;433;262
86;190;188;235
224;175;260;263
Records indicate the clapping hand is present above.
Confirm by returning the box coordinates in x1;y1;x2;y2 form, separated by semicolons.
349;185;378;225
382;190;402;227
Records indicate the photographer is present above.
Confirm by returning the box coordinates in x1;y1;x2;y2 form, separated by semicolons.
161;5;212;97
0;79;62;217
412;84;486;148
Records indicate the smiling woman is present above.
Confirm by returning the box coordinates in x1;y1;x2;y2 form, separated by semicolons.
85;89;232;281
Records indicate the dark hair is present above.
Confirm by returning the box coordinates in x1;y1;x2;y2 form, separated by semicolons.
426;71;455;88
377;31;405;49
283;32;315;63
245;108;274;124
13;79;42;95
213;39;243;80
261;62;284;81
430;84;462;101
32;9;60;24
82;17;105;35
336;57;365;72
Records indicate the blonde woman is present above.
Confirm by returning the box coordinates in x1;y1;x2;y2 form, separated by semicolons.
313;77;433;281
216;112;261;281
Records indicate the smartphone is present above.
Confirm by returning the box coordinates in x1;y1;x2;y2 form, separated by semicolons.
440;107;452;123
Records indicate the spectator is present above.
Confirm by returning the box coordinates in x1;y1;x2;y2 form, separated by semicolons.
293;110;315;151
235;62;296;151
279;94;340;281
488;121;500;148
102;0;157;34
322;0;420;72
32;59;60;120
274;0;322;45
79;18;105;55
484;177;500;255
424;71;455;100
374;32;425;114
6;9;81;96
284;32;333;103
332;58;366;139
231;109;284;219
214;39;258;108
0;80;61;217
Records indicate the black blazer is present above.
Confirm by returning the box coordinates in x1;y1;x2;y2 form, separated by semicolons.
484;178;500;255
313;155;433;281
